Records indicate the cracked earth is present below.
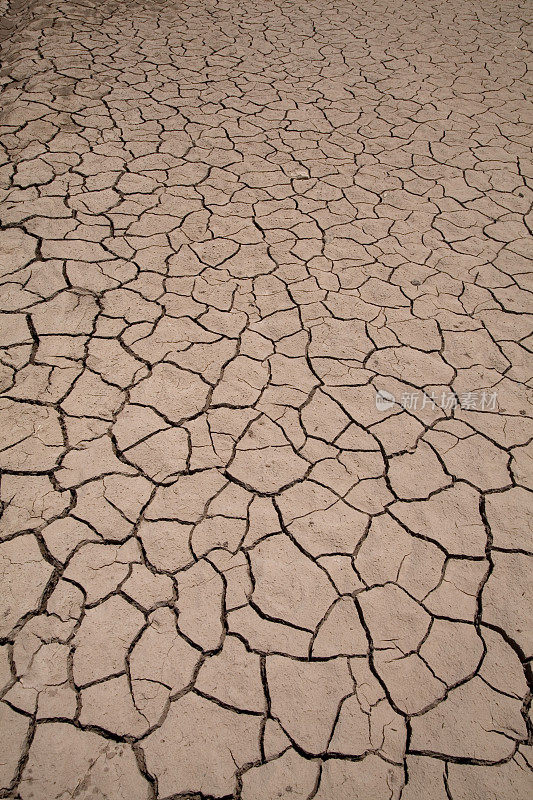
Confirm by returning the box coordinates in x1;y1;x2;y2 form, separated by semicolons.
0;0;532;798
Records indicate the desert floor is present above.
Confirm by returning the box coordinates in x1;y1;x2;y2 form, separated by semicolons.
0;1;531;798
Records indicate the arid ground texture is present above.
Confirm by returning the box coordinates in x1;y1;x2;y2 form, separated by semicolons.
0;0;532;798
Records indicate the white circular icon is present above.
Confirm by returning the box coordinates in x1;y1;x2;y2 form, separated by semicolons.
375;389;395;411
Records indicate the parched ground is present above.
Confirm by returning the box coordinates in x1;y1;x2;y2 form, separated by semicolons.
0;0;532;798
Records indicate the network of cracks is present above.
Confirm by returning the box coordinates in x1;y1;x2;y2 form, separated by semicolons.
0;0;531;798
